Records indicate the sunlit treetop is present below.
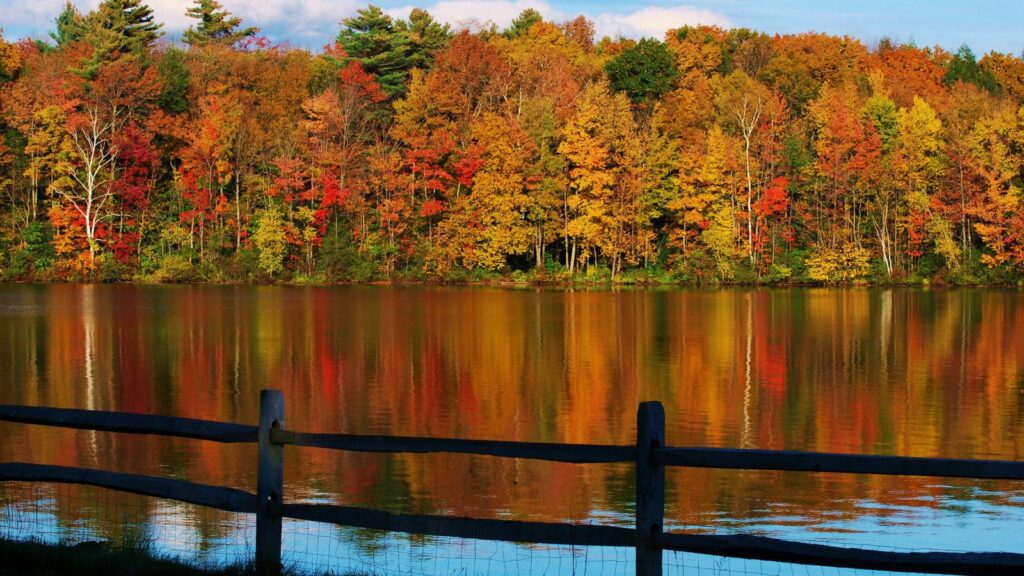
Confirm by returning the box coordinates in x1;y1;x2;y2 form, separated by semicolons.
0;32;21;82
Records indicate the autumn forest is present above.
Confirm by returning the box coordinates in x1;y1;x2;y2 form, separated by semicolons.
1;0;1024;285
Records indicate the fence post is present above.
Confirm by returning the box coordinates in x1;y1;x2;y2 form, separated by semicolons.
636;401;665;576
256;390;284;576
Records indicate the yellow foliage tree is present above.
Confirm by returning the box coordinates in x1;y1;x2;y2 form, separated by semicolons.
806;243;872;283
669;125;738;273
558;81;641;276
968;104;1024;267
460;112;536;270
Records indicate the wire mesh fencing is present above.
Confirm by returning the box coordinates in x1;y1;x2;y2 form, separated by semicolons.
0;480;959;576
281;518;635;576
0;480;254;569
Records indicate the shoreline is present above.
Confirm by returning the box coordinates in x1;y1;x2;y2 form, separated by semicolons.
2;277;1022;289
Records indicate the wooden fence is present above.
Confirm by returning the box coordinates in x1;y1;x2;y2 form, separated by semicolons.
1;390;1024;576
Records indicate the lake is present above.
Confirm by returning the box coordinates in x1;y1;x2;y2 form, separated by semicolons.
1;284;1022;574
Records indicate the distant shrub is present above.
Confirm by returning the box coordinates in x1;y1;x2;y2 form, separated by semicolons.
253;206;287;278
155;254;195;282
765;263;793;283
94;253;130;282
806;243;871;283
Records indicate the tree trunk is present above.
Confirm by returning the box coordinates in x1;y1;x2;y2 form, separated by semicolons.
235;174;242;252
569;239;576;276
744;135;754;267
535;225;543;269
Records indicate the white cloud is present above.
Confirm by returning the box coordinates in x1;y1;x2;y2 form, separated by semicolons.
0;0;354;45
140;0;192;31
149;0;357;41
1;1;728;46
591;6;730;40
386;2;728;39
386;0;562;32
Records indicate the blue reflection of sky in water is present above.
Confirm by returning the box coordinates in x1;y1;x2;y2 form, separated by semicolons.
3;486;1024;576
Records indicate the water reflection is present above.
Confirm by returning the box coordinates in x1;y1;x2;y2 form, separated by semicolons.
0;285;1022;568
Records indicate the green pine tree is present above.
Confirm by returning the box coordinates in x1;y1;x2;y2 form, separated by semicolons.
504;8;542;39
183;0;259;47
49;1;85;47
92;0;162;54
396;8;450;70
77;0;163;75
336;5;413;98
157;47;190;114
944;45;1000;94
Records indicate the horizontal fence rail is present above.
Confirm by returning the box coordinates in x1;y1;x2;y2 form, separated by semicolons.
283;503;636;547
0;405;258;444
658;532;1024;576
273;428;635;463
0;462;257;514
4;462;1024;575
658;446;1024;480
2;392;1024;576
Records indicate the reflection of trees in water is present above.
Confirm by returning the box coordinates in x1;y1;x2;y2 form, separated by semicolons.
0;285;1022;545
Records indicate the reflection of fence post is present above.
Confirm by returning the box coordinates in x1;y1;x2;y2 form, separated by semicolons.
256;390;284;576
636;401;665;576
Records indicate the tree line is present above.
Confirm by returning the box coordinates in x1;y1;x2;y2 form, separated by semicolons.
1;0;1022;284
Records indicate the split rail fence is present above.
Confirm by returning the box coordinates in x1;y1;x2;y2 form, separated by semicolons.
1;390;1024;576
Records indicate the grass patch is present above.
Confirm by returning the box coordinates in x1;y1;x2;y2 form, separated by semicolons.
0;537;246;576
0;538;362;576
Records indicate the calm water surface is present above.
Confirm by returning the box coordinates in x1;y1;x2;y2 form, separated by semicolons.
1;285;1022;573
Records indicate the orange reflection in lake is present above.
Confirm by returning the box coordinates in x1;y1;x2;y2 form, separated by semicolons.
1;285;1022;549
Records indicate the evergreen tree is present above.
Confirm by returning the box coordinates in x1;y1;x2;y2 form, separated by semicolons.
944;44;1000;94
91;0;162;54
504;9;542;39
49;1;85;47
396;8;450;69
183;0;259;47
157;47;190;113
336;5;412;98
606;38;679;104
77;0;162;75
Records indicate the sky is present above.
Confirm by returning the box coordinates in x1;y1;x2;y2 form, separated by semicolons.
0;0;1021;55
